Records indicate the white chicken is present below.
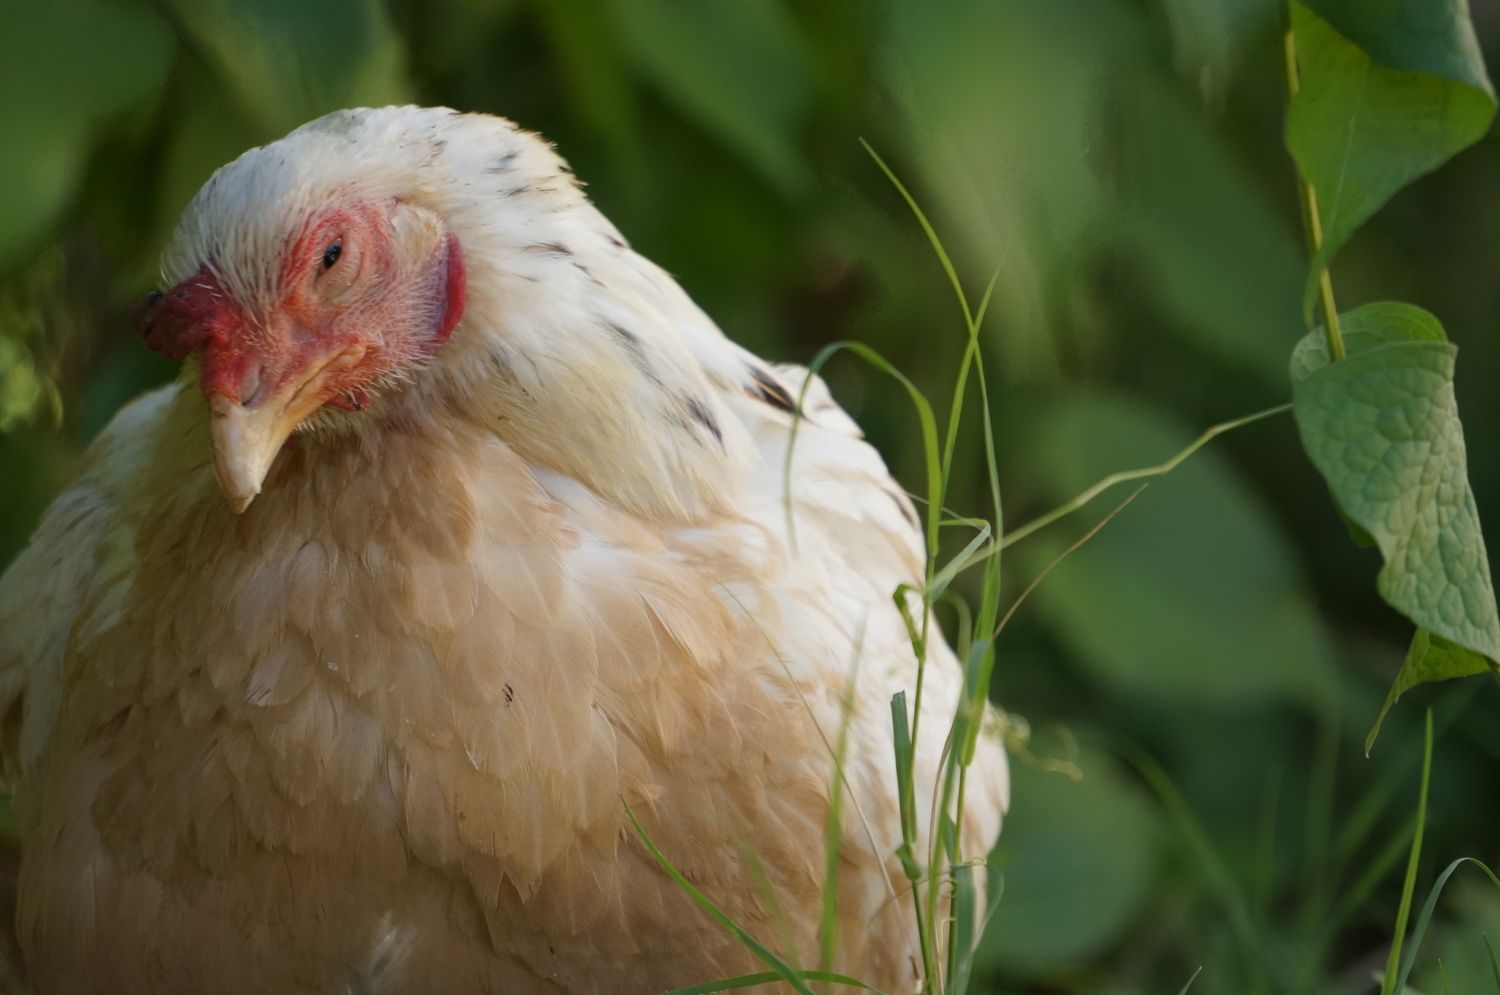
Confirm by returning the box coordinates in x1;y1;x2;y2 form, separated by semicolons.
0;106;1008;994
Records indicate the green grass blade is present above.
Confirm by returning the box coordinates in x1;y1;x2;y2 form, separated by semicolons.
783;342;942;573
955;640;992;767
1331;686;1476;877
819;637;865;984
1384;709;1435;995
660;970;886;995
1485;933;1500;991
622;800;820;995
993;487;1148;638
931;268;999;513
1327;813;1417;935
734;840;801;974
785;344;947;995
928;525;993;602
788;341;941;566
998;404;1291;550
788;343;943;761
892;585;926;661
944;860;977;995
1392;855;1500;992
1298;712;1339;952
888;690;934;984
859;139;974;331
890;692;919;879
936;591;974;663
868;142;1004;612
1125;746;1264;987
925;638;993;988
1177;966;1205;994
949;862;1004;995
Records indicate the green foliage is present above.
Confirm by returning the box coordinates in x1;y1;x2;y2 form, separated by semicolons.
1285;0;1500;746
1301;0;1492;92
1291;304;1499;749
1285;2;1496;313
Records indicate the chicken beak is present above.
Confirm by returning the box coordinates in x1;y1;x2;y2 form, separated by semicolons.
208;394;290;513
207;347;365;513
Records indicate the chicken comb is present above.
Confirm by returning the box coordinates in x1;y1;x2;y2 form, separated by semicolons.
133;265;240;361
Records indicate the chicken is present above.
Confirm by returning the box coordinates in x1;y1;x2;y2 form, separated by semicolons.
0;106;1008;995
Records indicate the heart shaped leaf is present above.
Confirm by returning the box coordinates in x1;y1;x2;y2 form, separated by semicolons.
1291;302;1500;749
1286;2;1495;314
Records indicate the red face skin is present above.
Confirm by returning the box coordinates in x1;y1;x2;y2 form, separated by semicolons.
134;200;466;414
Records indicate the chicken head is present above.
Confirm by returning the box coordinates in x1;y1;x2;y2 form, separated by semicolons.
133;197;466;511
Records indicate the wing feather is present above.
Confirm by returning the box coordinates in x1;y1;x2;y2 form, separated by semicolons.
0;384;180;782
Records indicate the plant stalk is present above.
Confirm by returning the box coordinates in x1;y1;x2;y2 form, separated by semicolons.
1282;17;1347;362
1379;710;1433;995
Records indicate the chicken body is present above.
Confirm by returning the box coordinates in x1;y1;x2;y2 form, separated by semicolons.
0;107;1007;994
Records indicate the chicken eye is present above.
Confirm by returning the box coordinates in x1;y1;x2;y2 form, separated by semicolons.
321;240;342;270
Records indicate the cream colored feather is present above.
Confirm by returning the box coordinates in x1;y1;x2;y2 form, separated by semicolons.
0;106;1008;995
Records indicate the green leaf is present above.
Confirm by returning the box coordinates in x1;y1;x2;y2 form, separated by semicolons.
1023;394;1335;705
1291;302;1500;748
1366;630;1493;755
1286;3;1496;308
1289;299;1448;379
1300;0;1493;93
1291;302;1443;550
607;0;810;194
165;0;410;135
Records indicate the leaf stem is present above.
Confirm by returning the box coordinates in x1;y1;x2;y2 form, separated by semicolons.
1282;15;1346;361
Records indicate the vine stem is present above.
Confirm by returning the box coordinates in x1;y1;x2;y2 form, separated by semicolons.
1282;15;1347;361
997;403;1292;551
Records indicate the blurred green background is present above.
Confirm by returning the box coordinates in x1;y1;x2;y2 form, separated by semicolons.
2;1;1499;992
